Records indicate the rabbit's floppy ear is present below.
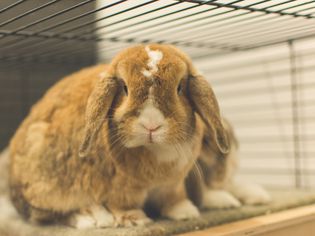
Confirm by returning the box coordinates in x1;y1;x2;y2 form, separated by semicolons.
187;75;230;154
79;73;118;157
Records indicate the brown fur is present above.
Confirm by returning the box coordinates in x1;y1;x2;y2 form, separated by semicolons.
199;119;238;188
9;44;228;225
186;119;239;207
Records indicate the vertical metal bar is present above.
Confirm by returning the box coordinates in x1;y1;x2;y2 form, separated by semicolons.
289;40;302;189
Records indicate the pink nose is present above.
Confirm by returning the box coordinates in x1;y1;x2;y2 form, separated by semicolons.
142;124;161;133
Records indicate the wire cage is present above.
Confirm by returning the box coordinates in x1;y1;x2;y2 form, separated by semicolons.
0;0;315;190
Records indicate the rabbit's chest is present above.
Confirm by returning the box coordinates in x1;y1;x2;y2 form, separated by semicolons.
115;143;196;187
149;143;193;171
143;142;196;184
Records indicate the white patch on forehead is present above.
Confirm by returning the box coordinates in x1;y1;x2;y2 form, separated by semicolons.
142;46;163;78
145;46;163;73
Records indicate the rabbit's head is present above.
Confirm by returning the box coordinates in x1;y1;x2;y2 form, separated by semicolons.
79;44;229;157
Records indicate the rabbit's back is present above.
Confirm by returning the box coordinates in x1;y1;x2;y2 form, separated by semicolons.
10;64;106;152
9;64;112;213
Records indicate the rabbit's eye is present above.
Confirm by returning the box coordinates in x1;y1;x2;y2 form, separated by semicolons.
123;85;128;95
177;84;182;95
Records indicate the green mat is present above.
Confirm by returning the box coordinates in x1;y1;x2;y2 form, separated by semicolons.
1;150;315;236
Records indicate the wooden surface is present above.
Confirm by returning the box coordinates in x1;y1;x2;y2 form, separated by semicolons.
178;204;315;236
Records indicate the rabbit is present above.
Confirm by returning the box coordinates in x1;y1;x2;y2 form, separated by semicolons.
9;44;230;229
186;118;271;210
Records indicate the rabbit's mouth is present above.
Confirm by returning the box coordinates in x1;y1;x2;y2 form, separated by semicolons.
144;124;162;144
123;126;167;148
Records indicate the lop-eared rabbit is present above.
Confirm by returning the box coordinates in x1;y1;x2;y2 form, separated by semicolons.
9;44;269;229
9;44;230;228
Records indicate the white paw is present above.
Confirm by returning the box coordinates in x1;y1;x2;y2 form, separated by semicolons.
90;205;114;228
69;213;96;229
68;205;114;229
230;181;271;205
164;199;200;220
0;196;18;220
202;190;241;209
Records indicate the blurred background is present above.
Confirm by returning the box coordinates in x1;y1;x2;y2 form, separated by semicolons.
0;0;314;189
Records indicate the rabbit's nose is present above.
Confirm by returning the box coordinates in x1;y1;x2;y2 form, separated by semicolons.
142;124;162;133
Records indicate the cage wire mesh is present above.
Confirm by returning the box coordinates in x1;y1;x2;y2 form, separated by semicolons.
0;0;315;189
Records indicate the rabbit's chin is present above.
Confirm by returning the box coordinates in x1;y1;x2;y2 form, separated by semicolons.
123;132;193;165
123;133;167;148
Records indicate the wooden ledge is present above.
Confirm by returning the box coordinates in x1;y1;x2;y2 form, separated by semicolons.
178;204;315;236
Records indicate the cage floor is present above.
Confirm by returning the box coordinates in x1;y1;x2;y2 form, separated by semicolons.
1;190;315;236
1;150;315;236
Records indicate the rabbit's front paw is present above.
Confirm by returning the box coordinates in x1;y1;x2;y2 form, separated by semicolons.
68;213;96;229
113;209;152;227
164;199;200;220
202;189;241;209
90;205;115;228
230;181;271;205
68;205;114;229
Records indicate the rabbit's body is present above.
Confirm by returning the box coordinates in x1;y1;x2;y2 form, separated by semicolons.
10;66;112;222
10;45;228;228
